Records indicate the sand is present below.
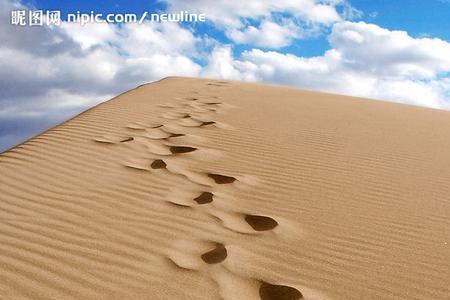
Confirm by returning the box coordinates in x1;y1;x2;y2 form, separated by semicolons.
1;77;450;300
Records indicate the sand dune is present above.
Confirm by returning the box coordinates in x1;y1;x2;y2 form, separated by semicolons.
1;77;450;299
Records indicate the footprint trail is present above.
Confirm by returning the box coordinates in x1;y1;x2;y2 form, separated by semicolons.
93;83;306;299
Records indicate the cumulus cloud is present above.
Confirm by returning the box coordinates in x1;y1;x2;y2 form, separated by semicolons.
165;0;356;48
329;22;450;79
2;0;450;152
204;22;450;109
227;19;302;48
0;0;201;151
201;46;241;79
166;0;342;26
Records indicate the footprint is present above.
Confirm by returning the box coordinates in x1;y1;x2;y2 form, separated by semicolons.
167;202;191;208
244;215;278;231
193;192;214;204
146;142;173;155
120;137;134;143
94;139;117;144
168;133;185;138
165;188;212;207
151;159;167;169
123;159;150;171
145;129;172;140
259;282;303;300
94;134;133;144
126;123;163;130
177;118;205;127
201;243;227;264
161;111;192;120
210;211;279;234
167;240;225;270
145;127;184;140
126;124;147;131
200;121;216;126
208;173;237;184
169;146;197;154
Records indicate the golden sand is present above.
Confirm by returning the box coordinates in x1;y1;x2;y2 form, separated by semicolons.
1;77;450;299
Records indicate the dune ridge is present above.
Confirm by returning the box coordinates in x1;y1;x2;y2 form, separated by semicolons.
1;77;450;299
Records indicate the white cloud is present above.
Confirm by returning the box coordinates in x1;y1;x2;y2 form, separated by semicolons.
329;22;450;79
0;0;202;151
61;22;117;49
166;0;342;26
207;21;450;109
2;0;450;152
201;46;242;80
227;19;301;48
165;0;353;48
370;79;448;108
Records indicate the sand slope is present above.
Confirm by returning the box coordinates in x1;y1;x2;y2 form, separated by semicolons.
1;77;450;300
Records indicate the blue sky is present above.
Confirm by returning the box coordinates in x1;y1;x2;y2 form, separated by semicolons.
20;0;450;56
1;0;450;152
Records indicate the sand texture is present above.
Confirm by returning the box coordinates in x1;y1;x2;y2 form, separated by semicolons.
1;77;450;300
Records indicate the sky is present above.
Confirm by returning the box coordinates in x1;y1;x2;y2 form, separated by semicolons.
1;0;450;152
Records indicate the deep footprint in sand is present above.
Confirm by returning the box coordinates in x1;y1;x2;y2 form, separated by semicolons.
259;282;303;300
169;146;197;154
193;192;213;204
167;240;227;270
151;159;167;169
245;215;278;231
208;173;237;184
201;243;227;264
